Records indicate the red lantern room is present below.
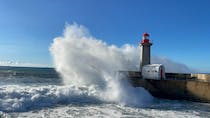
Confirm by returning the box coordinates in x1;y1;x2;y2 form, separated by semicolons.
141;32;150;44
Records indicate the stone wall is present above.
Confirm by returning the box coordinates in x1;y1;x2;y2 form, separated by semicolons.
191;74;210;82
130;78;210;103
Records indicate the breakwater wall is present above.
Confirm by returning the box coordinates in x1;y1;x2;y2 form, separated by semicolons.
130;78;210;102
123;71;210;102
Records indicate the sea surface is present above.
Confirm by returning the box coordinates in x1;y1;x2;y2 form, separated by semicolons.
0;66;210;118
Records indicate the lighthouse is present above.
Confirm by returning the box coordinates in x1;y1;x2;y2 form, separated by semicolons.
140;33;152;71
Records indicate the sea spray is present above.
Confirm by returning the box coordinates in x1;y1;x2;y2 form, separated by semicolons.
50;23;153;106
50;24;138;86
105;73;153;106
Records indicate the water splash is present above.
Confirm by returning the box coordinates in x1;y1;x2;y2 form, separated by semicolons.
49;23;153;107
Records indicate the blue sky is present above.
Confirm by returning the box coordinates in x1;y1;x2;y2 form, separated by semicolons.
0;0;210;72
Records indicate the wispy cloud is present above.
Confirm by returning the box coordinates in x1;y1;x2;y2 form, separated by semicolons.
0;60;50;67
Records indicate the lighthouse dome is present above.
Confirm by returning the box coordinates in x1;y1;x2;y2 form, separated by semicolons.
143;33;149;37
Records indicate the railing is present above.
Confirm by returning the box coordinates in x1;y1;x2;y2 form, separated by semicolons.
165;73;193;80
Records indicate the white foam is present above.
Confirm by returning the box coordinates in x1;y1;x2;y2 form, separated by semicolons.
8;104;202;118
0;85;102;112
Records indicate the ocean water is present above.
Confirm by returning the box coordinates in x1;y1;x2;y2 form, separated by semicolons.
0;66;210;118
1;23;208;118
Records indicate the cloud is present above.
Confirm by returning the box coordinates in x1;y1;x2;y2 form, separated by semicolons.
0;60;49;67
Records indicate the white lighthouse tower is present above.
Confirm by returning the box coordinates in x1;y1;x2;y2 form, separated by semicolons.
140;33;152;71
